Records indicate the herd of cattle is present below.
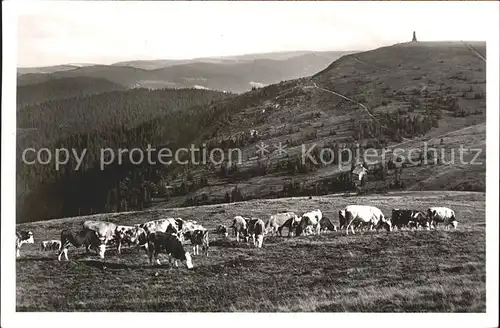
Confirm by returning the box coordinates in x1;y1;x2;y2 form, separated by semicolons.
15;205;458;269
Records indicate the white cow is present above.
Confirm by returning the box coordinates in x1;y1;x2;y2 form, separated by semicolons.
265;212;298;236
427;207;457;229
339;205;392;235
296;209;322;236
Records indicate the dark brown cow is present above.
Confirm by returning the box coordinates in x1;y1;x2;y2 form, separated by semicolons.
58;229;102;261
147;232;193;269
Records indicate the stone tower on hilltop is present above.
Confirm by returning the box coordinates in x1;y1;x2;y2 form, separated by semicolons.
412;31;418;42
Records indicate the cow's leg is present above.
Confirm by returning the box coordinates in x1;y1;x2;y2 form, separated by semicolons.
345;219;356;235
155;252;161;266
148;249;153;265
235;231;240;243
58;248;69;261
117;240;122;254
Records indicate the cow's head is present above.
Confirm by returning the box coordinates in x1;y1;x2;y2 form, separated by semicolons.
379;215;392;232
391;209;400;222
427;209;437;220
215;225;228;238
338;210;346;227
20;231;35;244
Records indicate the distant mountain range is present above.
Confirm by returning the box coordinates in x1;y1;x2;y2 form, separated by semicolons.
17;50;357;94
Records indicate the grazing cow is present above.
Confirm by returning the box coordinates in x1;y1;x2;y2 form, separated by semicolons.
319;216;338;232
189;230;209;256
279;215;302;237
265;212;298;236
248;218;266;248
58;229;102;261
391;209;429;230
114;225;148;254
16;231;34;258
296;210;322;236
82;220;118;257
230;216;249;242
339;205;392;235
427;207;457;229
214;224;229;238
40;240;61;251
147;232;194;269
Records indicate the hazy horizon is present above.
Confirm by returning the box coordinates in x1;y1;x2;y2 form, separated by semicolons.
16;1;495;68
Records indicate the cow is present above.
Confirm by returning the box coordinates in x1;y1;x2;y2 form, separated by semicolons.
296;210;322;236
181;220;206;241
82;220;118;257
140;218;181;236
230;216;249;242
16;231;34;258
147;232;194;269
189;229;209;256
339;205;392;235
391;209;429;230
319;216;338;232
427;207;457;229
58;229;102;261
40;240;61;251
265;212;298;236
279;215;302;237
214;224;229;238
114;225;148;254
248;218;266;248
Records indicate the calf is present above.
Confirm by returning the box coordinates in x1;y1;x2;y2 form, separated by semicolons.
427;207;457;229
40;240;61;251
189;229;209;256
16;231;34;258
147;232;193;269
58;229;102;261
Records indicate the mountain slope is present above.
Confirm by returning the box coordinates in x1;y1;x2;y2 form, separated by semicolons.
153;41;486;207
17;76;127;107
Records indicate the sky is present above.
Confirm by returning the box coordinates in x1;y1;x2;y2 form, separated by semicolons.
15;1;497;68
